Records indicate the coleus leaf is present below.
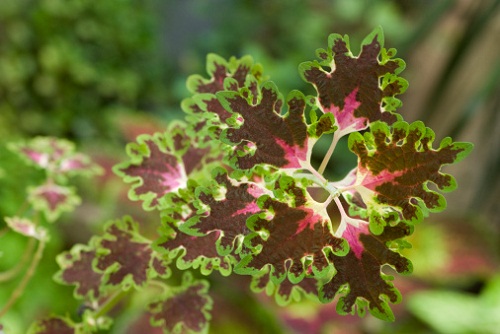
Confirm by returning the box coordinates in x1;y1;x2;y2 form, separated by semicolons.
183;54;263;133
218;83;333;170
343;120;473;233
300;27;407;139
114;131;188;211
251;266;319;306
9;136;102;180
94;216;160;289
182;167;267;257
320;223;413;321
155;225;233;276
28;182;81;222
28;316;76;334
187;54;263;95
4;216;47;240
114;123;218;211
236;176;348;284
154;179;236;276
55;244;105;300
149;272;213;334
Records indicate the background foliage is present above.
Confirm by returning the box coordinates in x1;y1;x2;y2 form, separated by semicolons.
0;0;498;333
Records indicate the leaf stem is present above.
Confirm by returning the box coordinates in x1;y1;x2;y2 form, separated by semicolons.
0;238;46;318
318;132;341;175
93;289;129;319
0;238;36;282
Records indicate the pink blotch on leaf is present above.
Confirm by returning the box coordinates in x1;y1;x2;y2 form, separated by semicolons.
275;138;308;169
342;224;369;259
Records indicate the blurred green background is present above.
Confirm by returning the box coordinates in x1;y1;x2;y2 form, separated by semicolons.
0;0;499;333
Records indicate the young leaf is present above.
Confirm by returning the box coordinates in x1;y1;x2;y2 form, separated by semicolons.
55;244;104;300
94;216;156;289
300;27;407;139
321;223;413;321
345;120;473;233
149;272;212;334
4;216;47;240
28;182;81;222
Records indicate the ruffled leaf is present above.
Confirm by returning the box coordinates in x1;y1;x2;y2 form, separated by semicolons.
155;225;233;276
183;54;263;133
149;272;213;334
251;266;319;306
28;182;81;222
320;223;413;321
236;177;347;284
114;123;218;211
94;216;156;289
114;131;188;211
300;27;407;138
182;167;266;256
55;244;104;300
346;120;473;233
218;84;323;170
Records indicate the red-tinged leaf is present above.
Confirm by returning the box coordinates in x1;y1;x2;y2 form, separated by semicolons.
149;272;212;334
346;120;473;233
55;244;104;300
181;167;266;256
95;217;154;289
115;123;220;211
28;182;81;222
155;225;232;276
183;54;263;139
251;267;319;306
320;223;413;321
236;177;347;284
9;136;102;178
187;54;263;95
28;316;75;334
4;216;47;240
219;83;318;170
300;27;407;138
125;313;164;334
114;131;188;211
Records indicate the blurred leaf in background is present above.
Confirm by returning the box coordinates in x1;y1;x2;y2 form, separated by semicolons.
407;275;500;334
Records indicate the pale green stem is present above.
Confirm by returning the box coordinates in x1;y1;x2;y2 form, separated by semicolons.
0;238;36;282
318;132;341;175
0;238;46;318
92;289;129;319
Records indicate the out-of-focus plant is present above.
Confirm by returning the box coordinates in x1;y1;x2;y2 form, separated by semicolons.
0;137;102;332
0;0;166;140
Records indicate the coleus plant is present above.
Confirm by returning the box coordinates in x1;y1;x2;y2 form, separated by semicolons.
30;27;472;333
